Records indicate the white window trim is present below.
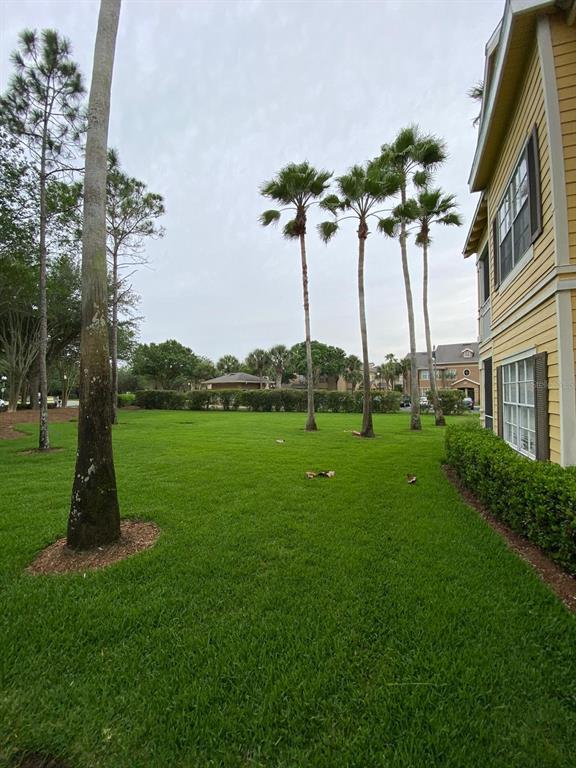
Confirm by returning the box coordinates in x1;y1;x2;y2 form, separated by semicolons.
500;347;537;460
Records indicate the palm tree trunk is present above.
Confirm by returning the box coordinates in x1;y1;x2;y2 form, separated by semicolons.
422;239;444;426
111;254;118;424
67;0;121;550
38;158;50;449
299;232;317;431
399;183;421;431
358;225;374;437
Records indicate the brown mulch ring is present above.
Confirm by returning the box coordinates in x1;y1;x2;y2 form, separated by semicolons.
443;465;576;613
27;520;160;575
0;407;78;440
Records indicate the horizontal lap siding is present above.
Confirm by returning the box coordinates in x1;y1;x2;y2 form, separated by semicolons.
487;43;555;321
493;297;559;464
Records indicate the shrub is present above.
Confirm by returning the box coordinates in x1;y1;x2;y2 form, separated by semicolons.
435;389;466;415
445;423;576;575
134;390;186;410
117;393;136;408
186;390;211;410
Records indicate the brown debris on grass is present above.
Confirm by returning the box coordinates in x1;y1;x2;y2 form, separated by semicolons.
0;407;78;440
27;520;160;575
443;465;576;613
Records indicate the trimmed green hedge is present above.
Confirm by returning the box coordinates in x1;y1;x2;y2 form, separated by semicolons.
117;393;136;408
134;389;402;414
445;423;576;575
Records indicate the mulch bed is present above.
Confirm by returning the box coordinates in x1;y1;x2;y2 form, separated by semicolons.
443;465;576;613
0;408;78;440
27;520;160;575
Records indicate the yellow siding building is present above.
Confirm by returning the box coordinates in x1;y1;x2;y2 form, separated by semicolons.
464;0;576;465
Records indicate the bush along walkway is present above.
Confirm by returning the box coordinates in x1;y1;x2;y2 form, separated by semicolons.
445;423;576;576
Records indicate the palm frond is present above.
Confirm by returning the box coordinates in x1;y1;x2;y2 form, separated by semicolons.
282;218;300;239
319;194;342;214
260;209;281;227
318;220;339;243
377;217;398;238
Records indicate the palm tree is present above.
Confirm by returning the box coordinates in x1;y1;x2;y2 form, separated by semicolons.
217;354;240;374
245;348;271;387
414;187;462;427
260;162;332;431
268;344;291;389
468;81;484;128
378;126;446;431
344;354;362;390
67;0;122;549
319;162;398;437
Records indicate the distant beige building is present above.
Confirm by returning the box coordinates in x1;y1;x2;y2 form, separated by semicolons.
202;373;268;390
411;344;480;403
463;0;576;465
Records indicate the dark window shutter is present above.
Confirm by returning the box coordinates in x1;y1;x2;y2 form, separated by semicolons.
527;125;542;243
533;351;549;461
496;365;503;437
492;219;500;288
484;358;493;417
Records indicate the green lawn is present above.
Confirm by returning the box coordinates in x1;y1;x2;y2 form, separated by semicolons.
1;411;575;768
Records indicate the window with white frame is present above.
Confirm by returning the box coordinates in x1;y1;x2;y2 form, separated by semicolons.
420;370;429;380
502;358;535;458
444;368;457;380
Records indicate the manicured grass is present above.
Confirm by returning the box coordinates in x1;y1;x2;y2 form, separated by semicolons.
1;411;575;768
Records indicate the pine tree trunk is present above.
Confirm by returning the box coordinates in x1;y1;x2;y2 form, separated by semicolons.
29;368;39;410
399;182;421;431
299;232;317;431
8;377;21;413
111;253;118;424
422;239;444;426
358;224;374;437
38;157;50;449
68;0;121;550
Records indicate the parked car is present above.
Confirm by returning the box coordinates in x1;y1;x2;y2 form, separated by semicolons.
419;395;430;408
400;395;411;408
462;397;474;410
0;398;7;412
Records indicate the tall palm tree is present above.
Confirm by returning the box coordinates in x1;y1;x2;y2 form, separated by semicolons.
67;0;122;549
378;126;446;431
414;187;462;427
319;162;398;437
260;162;332;431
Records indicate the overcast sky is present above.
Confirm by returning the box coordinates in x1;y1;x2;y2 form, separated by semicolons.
1;0;502;363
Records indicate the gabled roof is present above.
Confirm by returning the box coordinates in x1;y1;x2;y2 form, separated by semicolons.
469;0;556;193
412;344;479;369
202;372;267;384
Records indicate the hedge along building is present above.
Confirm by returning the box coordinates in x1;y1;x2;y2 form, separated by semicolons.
463;0;576;466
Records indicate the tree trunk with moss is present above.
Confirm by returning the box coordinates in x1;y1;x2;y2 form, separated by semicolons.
68;0;121;549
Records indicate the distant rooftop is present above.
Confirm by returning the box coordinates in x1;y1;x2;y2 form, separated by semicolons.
202;372;267;384
412;343;479;369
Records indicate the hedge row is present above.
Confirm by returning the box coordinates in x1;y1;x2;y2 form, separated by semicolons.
134;388;403;413
445;423;576;575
